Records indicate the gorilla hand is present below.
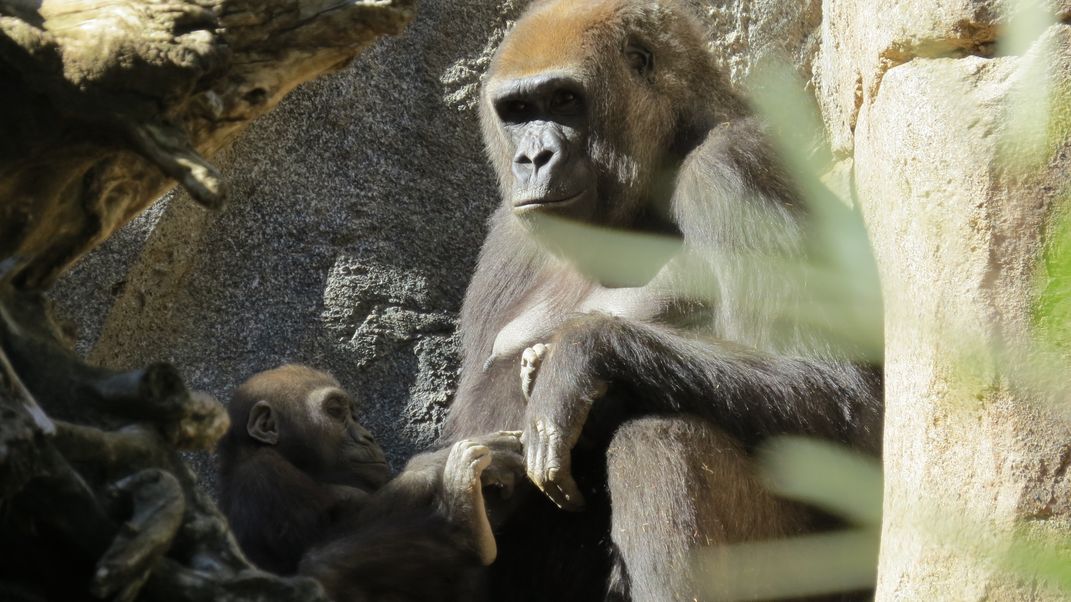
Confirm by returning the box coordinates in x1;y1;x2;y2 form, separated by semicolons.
520;334;607;511
441;432;523;565
472;431;524;503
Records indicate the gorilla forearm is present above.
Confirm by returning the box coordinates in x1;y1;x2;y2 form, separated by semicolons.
359;434;522;565
534;313;883;451
357;448;449;523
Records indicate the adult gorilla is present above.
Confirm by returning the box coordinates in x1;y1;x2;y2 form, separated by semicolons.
439;0;883;600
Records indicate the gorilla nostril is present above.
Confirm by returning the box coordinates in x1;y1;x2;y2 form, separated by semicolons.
532;149;554;168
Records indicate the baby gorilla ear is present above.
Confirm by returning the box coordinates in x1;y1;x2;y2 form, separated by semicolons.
247;400;279;445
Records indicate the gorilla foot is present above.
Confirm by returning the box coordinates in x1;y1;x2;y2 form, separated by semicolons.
520;343;553;402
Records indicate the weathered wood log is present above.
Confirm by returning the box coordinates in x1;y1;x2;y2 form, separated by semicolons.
0;0;414;599
1;0;414;290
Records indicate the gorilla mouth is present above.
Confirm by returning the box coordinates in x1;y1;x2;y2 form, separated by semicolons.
513;189;587;210
354;459;389;469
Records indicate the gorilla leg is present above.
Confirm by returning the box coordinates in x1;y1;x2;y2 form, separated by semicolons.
606;416;809;602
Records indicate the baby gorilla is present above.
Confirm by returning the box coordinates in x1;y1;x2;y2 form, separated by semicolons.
217;365;522;601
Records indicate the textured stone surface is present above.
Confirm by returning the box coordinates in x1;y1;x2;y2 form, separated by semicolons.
690;0;823;91
816;0;1071;155
855;23;1071;601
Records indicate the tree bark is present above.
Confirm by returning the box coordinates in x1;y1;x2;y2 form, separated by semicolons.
0;0;413;599
1;0;414;290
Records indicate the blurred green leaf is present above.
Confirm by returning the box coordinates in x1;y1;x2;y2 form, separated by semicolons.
999;524;1071;593
1001;0;1053;55
694;529;879;601
759;436;883;527
1000;0;1059;172
748;63;886;362
523;213;683;287
1034;198;1071;353
691;437;881;601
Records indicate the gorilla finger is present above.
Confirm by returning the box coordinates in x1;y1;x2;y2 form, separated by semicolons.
543;436;584;511
542;480;567;510
542;479;576;511
534;421;552;481
491;449;526;472
523;427;539;482
482;431;524;453
466;443;491;459
525;424;550;490
468;445;492;470
521;347;537;366
548;474;585;511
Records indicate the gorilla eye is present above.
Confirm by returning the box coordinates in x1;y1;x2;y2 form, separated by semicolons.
625;43;653;75
500;99;532;121
323;397;349;423
551;89;583;114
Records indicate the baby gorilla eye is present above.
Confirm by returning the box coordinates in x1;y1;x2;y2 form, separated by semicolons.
322;396;350;422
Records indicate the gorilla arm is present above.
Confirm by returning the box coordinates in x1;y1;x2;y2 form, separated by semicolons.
351;432;523;564
521;313;884;510
437;440;496;565
298;434;523;601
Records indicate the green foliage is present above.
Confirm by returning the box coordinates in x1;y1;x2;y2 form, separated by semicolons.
695;436;882;601
522;213;683;287
1034;200;1071;353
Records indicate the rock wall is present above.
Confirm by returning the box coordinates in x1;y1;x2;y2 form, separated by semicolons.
52;1;1071;597
50;0;823;476
834;1;1071;599
51;1;529;479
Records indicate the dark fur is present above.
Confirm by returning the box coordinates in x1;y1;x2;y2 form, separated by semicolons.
218;366;490;601
438;1;883;600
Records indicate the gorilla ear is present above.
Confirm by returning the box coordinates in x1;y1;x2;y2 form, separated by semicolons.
248;400;279;445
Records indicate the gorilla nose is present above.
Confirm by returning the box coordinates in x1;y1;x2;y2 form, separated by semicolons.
525;149;554;169
512;132;564;184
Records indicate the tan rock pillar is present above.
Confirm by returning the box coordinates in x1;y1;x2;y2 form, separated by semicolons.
846;16;1071;601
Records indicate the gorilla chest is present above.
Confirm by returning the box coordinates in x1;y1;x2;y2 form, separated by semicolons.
490;285;669;360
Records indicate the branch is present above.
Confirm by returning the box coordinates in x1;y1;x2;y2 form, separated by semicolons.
0;0;415;289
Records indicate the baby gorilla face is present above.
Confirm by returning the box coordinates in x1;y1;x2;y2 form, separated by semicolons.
309;385;391;490
235;364;391;491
